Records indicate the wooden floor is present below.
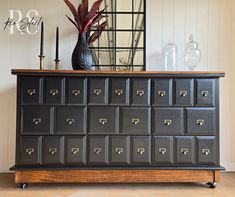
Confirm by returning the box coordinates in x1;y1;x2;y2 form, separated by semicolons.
0;172;235;197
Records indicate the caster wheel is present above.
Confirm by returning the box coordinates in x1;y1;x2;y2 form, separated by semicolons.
206;182;216;189
19;183;28;189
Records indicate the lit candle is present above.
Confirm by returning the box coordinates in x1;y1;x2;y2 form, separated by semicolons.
40;21;44;56
55;27;59;60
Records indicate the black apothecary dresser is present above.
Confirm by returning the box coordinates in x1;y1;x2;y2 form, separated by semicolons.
11;70;225;189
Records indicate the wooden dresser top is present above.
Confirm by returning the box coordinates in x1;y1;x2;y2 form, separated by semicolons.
11;69;225;78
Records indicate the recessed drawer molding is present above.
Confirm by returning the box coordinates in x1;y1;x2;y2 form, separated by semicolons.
21;77;41;104
174;79;194;106
120;107;151;134
186;108;216;135
153;107;184;135
44;77;64;104
196;79;215;106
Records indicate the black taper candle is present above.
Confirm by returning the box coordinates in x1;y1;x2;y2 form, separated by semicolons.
40;21;44;56
55;27;59;60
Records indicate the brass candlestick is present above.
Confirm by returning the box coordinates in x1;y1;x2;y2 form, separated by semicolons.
39;55;45;70
54;59;60;70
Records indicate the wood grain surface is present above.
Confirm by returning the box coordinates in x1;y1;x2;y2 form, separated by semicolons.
11;69;225;75
15;170;220;183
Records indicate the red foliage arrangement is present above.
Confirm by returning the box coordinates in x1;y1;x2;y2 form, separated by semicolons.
64;0;107;44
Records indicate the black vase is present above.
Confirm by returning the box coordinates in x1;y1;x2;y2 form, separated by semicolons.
72;33;94;70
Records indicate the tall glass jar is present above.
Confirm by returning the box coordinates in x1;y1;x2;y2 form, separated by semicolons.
184;34;202;71
162;42;177;71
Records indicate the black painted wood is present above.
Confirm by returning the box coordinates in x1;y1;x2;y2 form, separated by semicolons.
12;71;224;171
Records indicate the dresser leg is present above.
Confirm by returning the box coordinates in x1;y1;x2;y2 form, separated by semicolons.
214;170;221;182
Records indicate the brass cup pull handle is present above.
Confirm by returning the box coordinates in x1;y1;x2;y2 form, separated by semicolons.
137;148;145;155
197;119;205;126
115;89;123;96
67;118;75;125
158;91;166;97
99;118;107;125
71;148;79;155
27;89;36;96
94;148;102;155
132;118;140;125
159;148;167;155
181;148;189;155
94;89;102;95
202;149;210;156
72;90;81;96
26;148;34;155
49;148;57;155
33;118;42;125
115;148;124;155
202;91;209;97
164;119;172;126
137;90;144;96
50;89;59;96
180;91;188;97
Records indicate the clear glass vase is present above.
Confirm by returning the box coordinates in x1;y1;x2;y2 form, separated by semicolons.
184;34;201;71
162;42;177;71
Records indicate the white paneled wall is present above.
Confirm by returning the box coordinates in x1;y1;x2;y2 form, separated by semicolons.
147;0;226;71
0;0;234;172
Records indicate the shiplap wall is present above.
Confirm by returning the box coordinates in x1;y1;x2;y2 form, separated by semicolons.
0;0;234;172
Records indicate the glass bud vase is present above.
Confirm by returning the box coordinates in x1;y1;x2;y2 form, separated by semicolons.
162;42;177;71
184;34;202;71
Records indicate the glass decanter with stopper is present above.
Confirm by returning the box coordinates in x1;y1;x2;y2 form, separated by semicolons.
184;34;202;71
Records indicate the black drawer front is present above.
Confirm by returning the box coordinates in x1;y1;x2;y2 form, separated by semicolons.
88;136;108;165
153;79;172;106
120;107;151;134
21;77;41;104
19;136;41;165
42;136;63;164
21;106;51;134
153;107;184;135
176;136;195;164
153;136;174;164
186;108;216;135
44;77;64;104
197;136;216;164
65;136;86;164
174;79;194;106
88;107;118;134
132;136;151;164
66;78;86;105
131;79;150;106
109;136;130;164
88;78;108;105
196;79;215;106
110;78;129;106
54;107;86;134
